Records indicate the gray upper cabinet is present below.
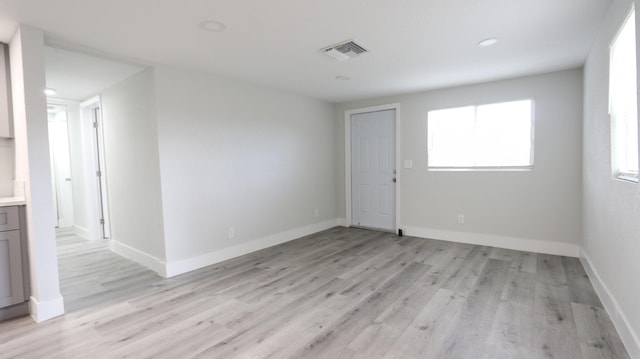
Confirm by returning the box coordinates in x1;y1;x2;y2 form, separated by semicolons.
0;43;12;139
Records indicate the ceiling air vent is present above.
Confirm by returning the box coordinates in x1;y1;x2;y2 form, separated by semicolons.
322;40;368;62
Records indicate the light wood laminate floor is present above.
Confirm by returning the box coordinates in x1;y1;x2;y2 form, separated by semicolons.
55;229;161;312
0;227;629;358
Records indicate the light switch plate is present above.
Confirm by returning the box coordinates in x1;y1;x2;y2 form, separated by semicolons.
404;160;413;169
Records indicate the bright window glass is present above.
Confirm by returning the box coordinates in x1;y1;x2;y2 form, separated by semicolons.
428;99;533;169
610;6;638;182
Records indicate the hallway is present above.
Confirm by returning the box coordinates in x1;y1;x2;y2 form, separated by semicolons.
56;229;160;312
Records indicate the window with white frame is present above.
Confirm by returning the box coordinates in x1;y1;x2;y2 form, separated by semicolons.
427;99;534;169
610;6;638;182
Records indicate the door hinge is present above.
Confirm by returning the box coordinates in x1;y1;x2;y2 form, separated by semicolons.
100;219;105;225
93;121;98;129
96;170;101;177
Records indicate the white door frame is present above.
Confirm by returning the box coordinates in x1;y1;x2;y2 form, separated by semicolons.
80;96;111;240
345;103;401;233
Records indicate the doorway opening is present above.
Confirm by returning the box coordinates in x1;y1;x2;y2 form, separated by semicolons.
44;45;157;313
47;104;74;229
45;97;109;242
80;97;110;240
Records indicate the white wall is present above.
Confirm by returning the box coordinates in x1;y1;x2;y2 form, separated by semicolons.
0;138;13;196
582;0;640;356
337;69;584;256
9;25;63;322
153;65;338;275
100;68;167;269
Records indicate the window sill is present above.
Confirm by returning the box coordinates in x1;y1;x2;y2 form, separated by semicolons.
614;173;639;183
428;166;534;172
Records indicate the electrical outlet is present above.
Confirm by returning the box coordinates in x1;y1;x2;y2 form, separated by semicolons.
457;214;465;224
228;227;235;239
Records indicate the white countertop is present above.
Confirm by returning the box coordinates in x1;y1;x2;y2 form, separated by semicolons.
0;197;26;206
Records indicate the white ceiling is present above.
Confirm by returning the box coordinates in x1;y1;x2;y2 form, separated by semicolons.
0;0;613;103
44;46;143;101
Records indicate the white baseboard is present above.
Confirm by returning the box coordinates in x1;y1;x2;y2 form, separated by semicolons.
580;252;640;358
73;225;90;240
165;219;340;278
29;294;64;323
110;240;168;277
337;218;348;227
402;226;580;257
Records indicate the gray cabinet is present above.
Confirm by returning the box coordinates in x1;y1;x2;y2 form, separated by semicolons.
0;43;12;139
0;206;25;308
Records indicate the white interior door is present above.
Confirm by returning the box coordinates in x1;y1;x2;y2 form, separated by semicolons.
48;108;75;228
351;109;396;231
89;102;110;239
80;96;110;240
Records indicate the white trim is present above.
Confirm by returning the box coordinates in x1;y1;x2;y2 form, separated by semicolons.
12;180;25;198
427;98;536;170
580;251;640;358
344;103;401;233
337;218;349;227
345;112;352;227
402;225;580;257
79;96;100;108
73;225;90;240
614;172;639;183
165;219;340;278
29;294;64;323
79;96;111;241
110;240;168;277
427;166;533;172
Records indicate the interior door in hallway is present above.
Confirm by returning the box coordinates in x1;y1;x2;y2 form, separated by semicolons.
48;107;75;228
351;109;396;231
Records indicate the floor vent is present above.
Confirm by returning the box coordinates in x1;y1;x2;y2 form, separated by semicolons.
322;40;368;61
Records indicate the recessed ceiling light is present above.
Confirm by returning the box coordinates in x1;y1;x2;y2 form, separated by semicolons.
478;38;499;47
198;20;227;33
44;88;57;96
335;75;350;81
